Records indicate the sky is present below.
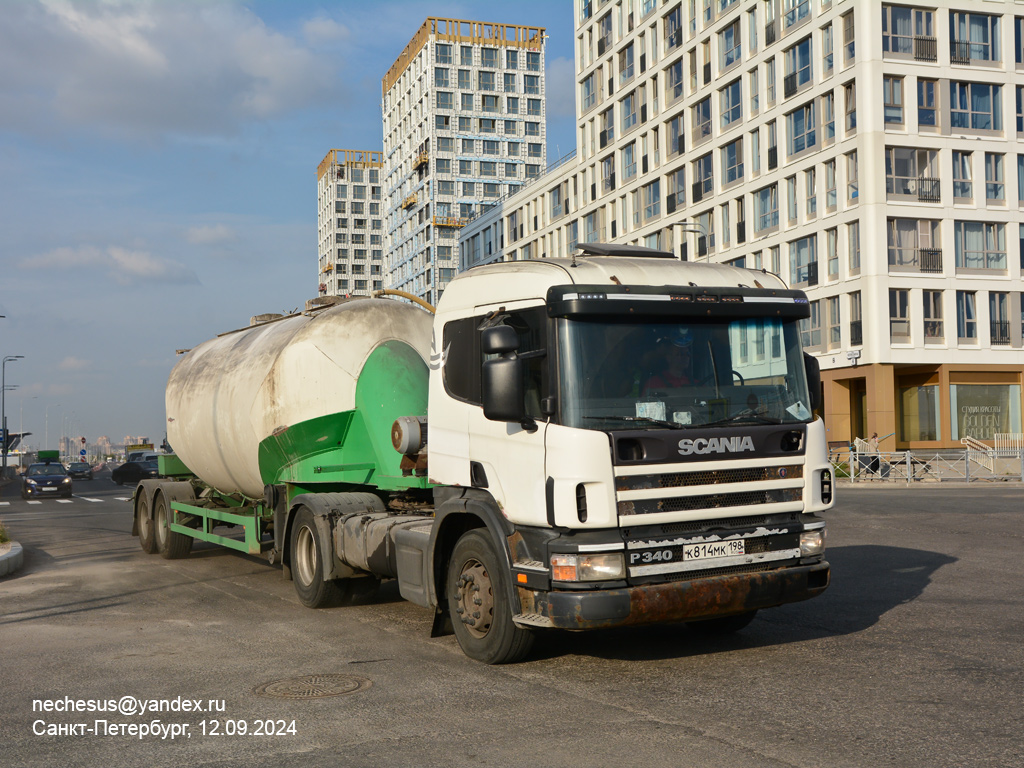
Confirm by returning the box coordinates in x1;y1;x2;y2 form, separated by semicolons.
0;0;577;452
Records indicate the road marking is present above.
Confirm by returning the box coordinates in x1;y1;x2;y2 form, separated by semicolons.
80;498;103;503
56;499;73;504
0;502;8;506
115;497;132;502
27;501;41;505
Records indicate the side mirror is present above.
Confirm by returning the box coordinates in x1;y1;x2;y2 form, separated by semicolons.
481;326;525;423
803;353;822;413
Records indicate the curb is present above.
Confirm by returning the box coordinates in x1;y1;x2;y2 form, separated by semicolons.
0;541;24;577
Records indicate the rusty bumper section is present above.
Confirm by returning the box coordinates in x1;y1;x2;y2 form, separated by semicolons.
526;562;830;630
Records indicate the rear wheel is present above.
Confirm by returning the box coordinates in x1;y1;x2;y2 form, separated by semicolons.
136;493;156;554
685;610;758;635
447;530;535;664
153;492;192;559
290;507;350;608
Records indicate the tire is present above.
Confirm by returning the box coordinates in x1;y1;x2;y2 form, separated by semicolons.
289;507;350;608
153;491;192;560
685;610;758;635
447;530;535;664
136;492;156;554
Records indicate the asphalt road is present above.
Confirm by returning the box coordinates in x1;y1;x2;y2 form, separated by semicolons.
0;474;1021;768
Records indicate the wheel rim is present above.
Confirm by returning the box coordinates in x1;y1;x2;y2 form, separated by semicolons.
453;557;494;639
138;498;152;540
154;500;168;548
294;525;317;587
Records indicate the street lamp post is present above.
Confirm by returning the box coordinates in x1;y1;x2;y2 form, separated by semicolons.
2;355;25;477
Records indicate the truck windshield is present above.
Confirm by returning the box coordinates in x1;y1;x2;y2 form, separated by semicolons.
556;316;813;430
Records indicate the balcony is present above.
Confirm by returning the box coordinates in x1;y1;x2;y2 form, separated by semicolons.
887;176;940;203
888;247;943;274
949;40;972;65
991;321;1011;345
914;36;937;62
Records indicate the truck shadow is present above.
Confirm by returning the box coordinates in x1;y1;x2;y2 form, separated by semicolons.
530;544;957;663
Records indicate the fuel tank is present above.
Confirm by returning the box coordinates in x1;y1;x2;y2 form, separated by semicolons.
165;298;431;498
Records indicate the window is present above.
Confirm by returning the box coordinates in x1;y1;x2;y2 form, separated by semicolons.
460;45;473;65
1018;86;1024;133
890;289;910;342
721;79;742;127
436;158;452;175
755;184;779;231
883;6;935;58
953;151;973;199
827;296;841;349
800;300;822;349
848;220;861;271
480;161;497;177
766;58;776;104
749;68;760;114
950;12;1000;63
458;116;471;131
435;67;449;87
459;159;473;175
622;91;638;131
484;140;501;155
461;93;474;111
723;138;744;184
990;292;1011;344
850;291;863;344
526;122;541;136
842;11;855;62
527;99;541;116
720;20;741;69
482;47;499;68
506;49;518;69
751;128;761;174
438;136;454;153
527;52;541;71
887;218;941;271
787;175;798;223
985;153;1005;201
822;23;834;73
693;96;712;141
667;59;685;102
846;151;859;202
924;291;944;341
844;81;857;132
789;235;817;286
599;107;614;148
805;168;816;216
821;92;835;142
601;155;615;191
436;43;452;64
479;71;495;92
582;72;598;111
957;291;977;341
955;221;1006;270
436;91;453;110
643;179;661;220
623;141;637;180
786;102;816;156
458;69;471;89
883;76;904;124
665;5;683;50
784;37;812;96
825;159;837;209
694;152;714;201
479;118;496;134
918;79;938;127
885;147;939;199
951;82;1002;130
619;43;635;83
524;75;540;95
668;116;684;157
826;227;838;278
783;0;810;29
668;166;686;212
721;203;732;246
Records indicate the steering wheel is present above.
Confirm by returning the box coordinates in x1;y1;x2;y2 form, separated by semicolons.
732;370;745;384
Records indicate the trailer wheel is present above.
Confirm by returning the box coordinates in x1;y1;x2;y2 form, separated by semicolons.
154;492;192;560
685;610;757;635
290;507;349;608
136;493;156;554
447;530;535;664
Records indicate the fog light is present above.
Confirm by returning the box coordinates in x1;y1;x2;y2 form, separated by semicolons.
800;529;826;557
550;552;626;582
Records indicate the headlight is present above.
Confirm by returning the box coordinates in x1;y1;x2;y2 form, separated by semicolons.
26;479;37;486
800;529;826;557
550;552;626;582
62;477;72;484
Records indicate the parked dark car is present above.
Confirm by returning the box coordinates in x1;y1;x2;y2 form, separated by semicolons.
110;460;159;486
67;462;93;480
22;461;73;499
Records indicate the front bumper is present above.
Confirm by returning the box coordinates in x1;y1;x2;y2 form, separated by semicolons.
518;561;830;630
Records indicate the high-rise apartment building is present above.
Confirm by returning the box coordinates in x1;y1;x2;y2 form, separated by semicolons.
381;18;547;306
460;0;1024;450
317;149;385;297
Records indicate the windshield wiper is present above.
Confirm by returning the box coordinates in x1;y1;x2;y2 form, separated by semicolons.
702;408;784;427
584;415;686;430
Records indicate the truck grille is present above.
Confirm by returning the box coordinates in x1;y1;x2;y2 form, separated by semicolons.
617;465;802;491
619;488;802;516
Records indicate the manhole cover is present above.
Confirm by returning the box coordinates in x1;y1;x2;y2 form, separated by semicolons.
253;674;372;699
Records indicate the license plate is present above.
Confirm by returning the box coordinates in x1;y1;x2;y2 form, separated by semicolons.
682;540;745;561
40;487;57;492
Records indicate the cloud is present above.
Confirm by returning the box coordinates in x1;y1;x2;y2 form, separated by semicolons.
58;356;91;371
545;56;576;120
303;17;351;47
186;224;236;245
0;0;342;140
23;245;199;286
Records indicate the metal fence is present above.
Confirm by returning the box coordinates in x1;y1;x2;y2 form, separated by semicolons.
830;448;1024;483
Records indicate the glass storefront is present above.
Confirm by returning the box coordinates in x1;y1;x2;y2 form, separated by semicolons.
950;384;1022;440
899;385;940;441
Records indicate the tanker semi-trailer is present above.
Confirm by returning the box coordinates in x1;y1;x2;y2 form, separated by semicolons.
133;246;833;664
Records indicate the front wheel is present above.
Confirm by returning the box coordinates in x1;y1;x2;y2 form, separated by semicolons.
136;492;156;554
289;507;350;608
447;530;535;664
